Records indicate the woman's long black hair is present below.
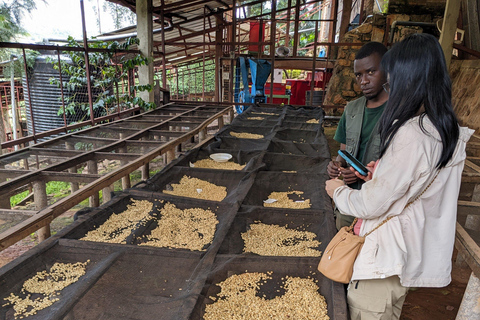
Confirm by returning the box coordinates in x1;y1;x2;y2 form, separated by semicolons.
378;33;459;168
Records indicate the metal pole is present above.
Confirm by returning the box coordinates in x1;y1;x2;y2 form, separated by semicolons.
22;48;36;142
202;7;206;101
56;48;68;129
80;0;95;126
269;0;277;103
10;56;18;148
359;0;365;24
293;0;301;57
160;0;167;88
310;20;319;106
285;0;292;47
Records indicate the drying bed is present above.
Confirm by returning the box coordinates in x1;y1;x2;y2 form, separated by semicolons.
279;121;322;131
0;105;346;320
216;125;277;140
241;171;331;210
261;152;330;173
217;205;335;255
137;167;254;204
267;140;331;157
172;148;264;172
206;136;271;151
273;128;324;144
190;255;347;320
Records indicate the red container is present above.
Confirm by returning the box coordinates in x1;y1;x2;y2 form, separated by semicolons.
286;79;310;105
249;21;265;53
264;83;289;104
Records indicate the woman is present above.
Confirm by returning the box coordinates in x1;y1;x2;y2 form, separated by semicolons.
325;33;473;319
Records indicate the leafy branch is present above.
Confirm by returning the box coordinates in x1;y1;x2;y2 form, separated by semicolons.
49;36;155;124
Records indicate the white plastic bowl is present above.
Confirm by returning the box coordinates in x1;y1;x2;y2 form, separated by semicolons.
210;153;232;162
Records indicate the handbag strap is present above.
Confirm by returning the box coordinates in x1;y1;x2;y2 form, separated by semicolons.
362;171;440;238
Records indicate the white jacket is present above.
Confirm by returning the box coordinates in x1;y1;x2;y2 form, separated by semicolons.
333;116;474;287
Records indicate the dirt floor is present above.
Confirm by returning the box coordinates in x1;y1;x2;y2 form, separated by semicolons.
0;122;473;319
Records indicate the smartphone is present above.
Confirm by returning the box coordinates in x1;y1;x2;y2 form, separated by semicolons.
338;150;369;176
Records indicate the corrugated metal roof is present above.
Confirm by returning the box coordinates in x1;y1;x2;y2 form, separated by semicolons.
104;0;238;66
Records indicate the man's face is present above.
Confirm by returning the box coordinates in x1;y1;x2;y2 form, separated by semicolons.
353;53;387;101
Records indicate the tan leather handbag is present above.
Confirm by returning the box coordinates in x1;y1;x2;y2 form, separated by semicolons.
318;172;439;284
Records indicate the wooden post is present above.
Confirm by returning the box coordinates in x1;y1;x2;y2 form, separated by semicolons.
199;128;207;141
141;162;149;180
119;133;131;190
66;142;79;193
439;0;461;68
229;108;234;123
141;137;149;181
88;160;99;207
338;0;353;42
218;115;224;129
166;149;176;163
33;180;50;242
102;185;112;203
0;165;10;208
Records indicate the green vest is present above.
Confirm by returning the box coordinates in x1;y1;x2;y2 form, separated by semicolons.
344;96;382;165
334;97;384;230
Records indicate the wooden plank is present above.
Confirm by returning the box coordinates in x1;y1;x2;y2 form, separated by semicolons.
274;58;335;70
465;159;480;174
0;209;36;217
462;172;480;183
0;169;33;179
458;201;480;216
439;0;461;67
69;135;117;142
147;130;184;137
93;152;143;161
40;171;102;183
455;222;480;277
29;148;83;157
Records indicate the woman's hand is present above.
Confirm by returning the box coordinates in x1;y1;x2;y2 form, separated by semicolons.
325;178;345;198
350;160;378;181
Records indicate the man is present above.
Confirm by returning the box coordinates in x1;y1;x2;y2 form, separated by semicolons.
327;41;388;230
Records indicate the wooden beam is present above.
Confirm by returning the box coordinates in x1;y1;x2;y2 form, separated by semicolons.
274;59;334;70
456;222;480;277
465;159;480;173
339;0;353;42
458;201;480;216
439;0;461;67
41;171;102;184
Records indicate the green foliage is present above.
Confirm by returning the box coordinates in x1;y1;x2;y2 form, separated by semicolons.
0;0;39;42
46;181;71;198
10;190;29;207
102;2;136;29
1;49;40;80
0;0;42;80
167;60;216;96
49;36;155;124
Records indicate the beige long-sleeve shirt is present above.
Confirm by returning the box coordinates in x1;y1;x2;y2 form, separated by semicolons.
333;116;473;287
